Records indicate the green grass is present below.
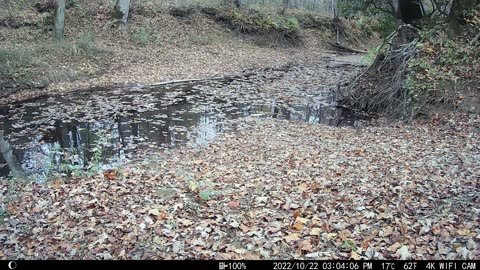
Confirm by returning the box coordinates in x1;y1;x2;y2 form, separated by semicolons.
0;47;34;80
361;42;382;65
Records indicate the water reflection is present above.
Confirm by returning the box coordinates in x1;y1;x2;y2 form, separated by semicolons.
0;66;365;180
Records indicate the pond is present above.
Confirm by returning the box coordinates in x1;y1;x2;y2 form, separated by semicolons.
0;56;366;180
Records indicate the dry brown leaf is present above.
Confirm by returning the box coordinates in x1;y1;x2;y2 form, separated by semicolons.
299;240;314;252
292;222;304;231
339;230;351;240
388;242;402;252
284;233;300;243
383;226;394;236
103;170;117;180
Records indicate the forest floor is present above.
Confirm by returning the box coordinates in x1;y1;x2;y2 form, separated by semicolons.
1;4;479;261
0;113;478;259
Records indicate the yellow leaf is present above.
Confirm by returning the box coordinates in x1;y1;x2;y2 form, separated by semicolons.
295;217;308;224
153;236;164;245
189;181;198;192
350;251;360;260
309;227;322;236
326;233;338;240
457;229;470;236
298;183;307;191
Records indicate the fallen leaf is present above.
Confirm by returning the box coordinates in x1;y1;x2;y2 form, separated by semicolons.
383;226;394;236
284;233;300;243
148;209;160;216
153;236;164;245
103;170;117;180
295;217;308;224
326;233;338;240
228;201;240;208
388;242;402;252
299;240;314;252
350;251;360;260
339;230;351;240
456;247;471;259
396;245;411;260
292;222;304;231
309;228;322;236
255;196;269;205
144;216;154;225
363;212;375;219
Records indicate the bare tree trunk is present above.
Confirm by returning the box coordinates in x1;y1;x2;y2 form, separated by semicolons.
53;0;65;42
114;0;131;30
331;0;337;18
447;0;475;35
282;0;289;14
331;0;340;43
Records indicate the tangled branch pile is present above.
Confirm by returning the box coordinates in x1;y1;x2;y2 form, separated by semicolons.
340;25;421;120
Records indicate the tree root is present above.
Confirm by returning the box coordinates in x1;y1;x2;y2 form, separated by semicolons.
340;25;421;121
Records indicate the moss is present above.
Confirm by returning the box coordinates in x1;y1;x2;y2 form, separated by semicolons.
202;7;302;45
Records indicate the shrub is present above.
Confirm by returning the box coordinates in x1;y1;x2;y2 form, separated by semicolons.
205;7;302;45
76;31;102;58
130;27;150;46
406;31;479;110
0;47;33;80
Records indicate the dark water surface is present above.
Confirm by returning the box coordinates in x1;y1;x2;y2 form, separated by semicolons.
0;56;366;180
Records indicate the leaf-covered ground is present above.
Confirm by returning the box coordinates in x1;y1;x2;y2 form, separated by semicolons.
1;113;478;259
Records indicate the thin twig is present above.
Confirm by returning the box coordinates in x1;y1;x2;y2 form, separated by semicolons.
470;31;480;46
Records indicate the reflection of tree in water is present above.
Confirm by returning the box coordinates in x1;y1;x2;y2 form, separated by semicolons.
0;130;25;179
273;103;292;120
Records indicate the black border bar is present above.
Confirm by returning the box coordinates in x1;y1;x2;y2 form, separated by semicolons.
3;260;478;270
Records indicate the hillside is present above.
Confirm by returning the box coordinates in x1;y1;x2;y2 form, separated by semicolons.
0;2;376;104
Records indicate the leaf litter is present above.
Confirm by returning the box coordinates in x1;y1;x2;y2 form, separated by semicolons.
0;111;479;259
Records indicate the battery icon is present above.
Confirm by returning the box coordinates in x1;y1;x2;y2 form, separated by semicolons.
219;262;225;270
